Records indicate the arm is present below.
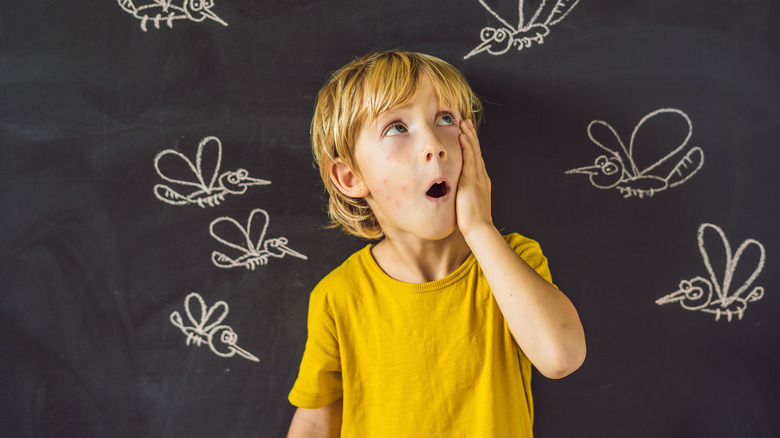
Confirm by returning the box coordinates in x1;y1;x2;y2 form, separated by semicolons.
287;399;342;438
456;119;586;379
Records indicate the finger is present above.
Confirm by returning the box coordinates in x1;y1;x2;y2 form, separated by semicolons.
459;120;477;171
464;119;478;146
468;121;486;174
466;120;485;168
462;119;486;175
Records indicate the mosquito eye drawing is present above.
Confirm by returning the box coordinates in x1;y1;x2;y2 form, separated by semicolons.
677;279;709;306
566;108;705;199
594;155;620;175
464;0;580;59
656;223;767;322
190;0;206;11
153;136;270;208
117;0;228;32
210;208;308;270
169;292;259;362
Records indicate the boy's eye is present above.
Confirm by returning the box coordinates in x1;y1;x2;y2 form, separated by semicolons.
437;113;455;126
385;123;408;137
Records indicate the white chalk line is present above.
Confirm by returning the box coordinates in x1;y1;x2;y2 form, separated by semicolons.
154;136;270;208
565;108;704;199
656;223;766;322
170;292;260;361
464;0;580;59
118;0;228;32
210;208;308;270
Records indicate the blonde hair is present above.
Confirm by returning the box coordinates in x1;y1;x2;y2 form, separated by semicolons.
311;50;483;240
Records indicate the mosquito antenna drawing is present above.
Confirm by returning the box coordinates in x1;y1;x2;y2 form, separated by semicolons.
656;223;766;322
154;136;270;208
118;0;228;32
464;0;580;59
210;208;308;270
170;292;259;362
565;108;704;198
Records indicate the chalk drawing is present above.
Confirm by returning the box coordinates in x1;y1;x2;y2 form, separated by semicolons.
464;0;579;59
170;292;259;362
565;108;704;198
154;136;270;208
656;223;766;322
210;208;308;270
118;0;228;32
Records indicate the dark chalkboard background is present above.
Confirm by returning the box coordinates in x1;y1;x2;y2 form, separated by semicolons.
2;1;779;436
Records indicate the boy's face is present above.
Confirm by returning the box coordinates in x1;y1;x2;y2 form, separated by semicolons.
352;77;464;241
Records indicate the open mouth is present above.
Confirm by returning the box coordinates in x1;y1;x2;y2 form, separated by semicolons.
426;181;448;199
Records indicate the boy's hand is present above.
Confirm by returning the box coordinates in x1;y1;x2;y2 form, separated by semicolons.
456;119;493;237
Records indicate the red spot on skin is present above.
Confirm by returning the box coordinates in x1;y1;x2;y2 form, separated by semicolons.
386;196;391;201
401;185;407;191
395;200;400;208
383;178;388;185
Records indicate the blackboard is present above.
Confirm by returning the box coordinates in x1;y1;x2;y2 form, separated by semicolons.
2;1;778;436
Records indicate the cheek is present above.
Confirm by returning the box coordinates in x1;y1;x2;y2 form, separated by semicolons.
452;139;463;167
448;132;463;158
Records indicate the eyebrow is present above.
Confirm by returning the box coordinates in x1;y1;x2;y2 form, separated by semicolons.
372;107;406;129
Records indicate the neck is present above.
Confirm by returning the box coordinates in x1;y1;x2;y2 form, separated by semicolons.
370;230;472;283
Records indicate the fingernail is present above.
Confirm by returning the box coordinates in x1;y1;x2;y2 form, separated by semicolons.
468;119;473;128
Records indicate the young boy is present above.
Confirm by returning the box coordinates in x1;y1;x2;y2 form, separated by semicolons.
288;50;586;437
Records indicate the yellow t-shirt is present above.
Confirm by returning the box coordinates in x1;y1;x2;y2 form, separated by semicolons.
289;233;553;437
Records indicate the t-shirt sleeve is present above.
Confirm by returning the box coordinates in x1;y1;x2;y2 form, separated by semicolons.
288;285;343;409
504;232;554;286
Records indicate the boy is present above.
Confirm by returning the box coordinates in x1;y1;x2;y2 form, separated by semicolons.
288;50;586;437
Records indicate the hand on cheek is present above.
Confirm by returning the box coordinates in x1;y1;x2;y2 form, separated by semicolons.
456;119;493;237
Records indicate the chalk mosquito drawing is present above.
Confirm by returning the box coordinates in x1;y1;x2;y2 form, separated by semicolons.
118;0;228;32
170;292;259;362
210;208;308;270
464;0;580;59
656;223;766;322
154;136;270;208
565;108;704;198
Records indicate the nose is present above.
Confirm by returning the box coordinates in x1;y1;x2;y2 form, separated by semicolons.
425;149;446;161
421;128;448;162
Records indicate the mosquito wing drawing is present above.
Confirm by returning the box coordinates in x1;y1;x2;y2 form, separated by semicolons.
154;136;270;208
170;292;259;362
118;0;228;32
210;208;308;270
656;223;766;322
464;0;580;59
565;108;704;198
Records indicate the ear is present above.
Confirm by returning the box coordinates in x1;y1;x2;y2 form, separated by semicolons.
329;158;369;198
